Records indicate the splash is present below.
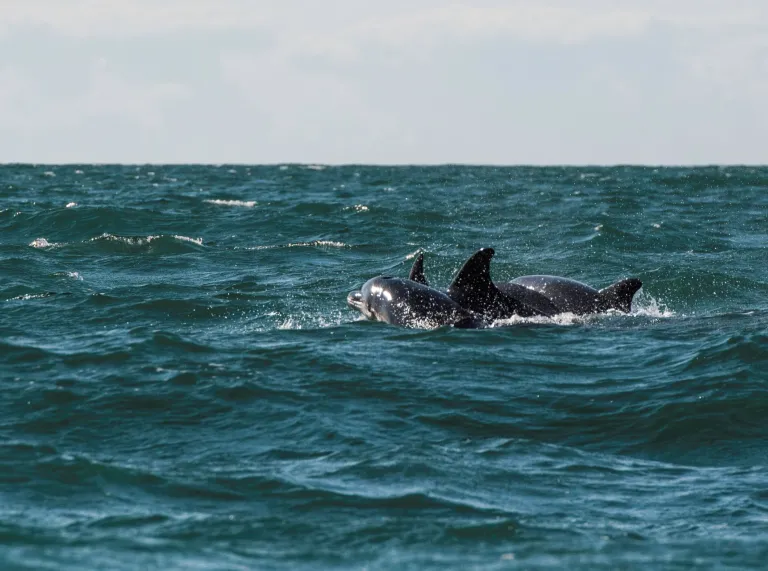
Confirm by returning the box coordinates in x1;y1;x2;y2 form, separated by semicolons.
343;205;369;212
492;312;585;328
630;289;675;318
405;249;423;260
274;310;351;330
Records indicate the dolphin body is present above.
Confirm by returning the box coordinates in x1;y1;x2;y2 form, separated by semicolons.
409;248;559;321
347;248;553;328
508;275;642;314
410;248;642;317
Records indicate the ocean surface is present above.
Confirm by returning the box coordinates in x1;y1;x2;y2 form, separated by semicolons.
1;164;766;570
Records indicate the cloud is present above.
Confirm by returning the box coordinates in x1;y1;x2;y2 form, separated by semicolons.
1;1;767;163
0;58;189;134
0;0;269;38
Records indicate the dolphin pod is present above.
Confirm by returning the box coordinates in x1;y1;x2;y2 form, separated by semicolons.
347;248;643;328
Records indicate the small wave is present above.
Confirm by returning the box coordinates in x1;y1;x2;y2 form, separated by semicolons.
29;237;59;249
65;202;77;208
7;292;57;301
173;235;204;245
245;240;347;251
343;204;369;212
204;199;256;208
305;165;326;171
89;233;203;247
52;271;83;281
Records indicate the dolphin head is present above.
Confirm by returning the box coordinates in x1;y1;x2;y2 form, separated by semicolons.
347;276;394;320
347;276;480;328
346;288;367;316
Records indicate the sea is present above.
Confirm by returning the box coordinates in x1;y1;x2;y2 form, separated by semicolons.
0;164;766;570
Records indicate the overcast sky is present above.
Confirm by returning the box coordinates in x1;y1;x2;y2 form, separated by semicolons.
1;1;767;164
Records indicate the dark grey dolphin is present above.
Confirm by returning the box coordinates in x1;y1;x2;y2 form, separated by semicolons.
446;248;559;320
347;276;481;328
410;249;641;317
509;275;642;314
409;249;559;320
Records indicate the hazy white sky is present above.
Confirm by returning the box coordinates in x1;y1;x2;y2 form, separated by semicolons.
1;1;767;164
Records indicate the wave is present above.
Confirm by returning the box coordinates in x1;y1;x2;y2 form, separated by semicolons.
204;199;256;208
28;234;204;253
244;240;348;250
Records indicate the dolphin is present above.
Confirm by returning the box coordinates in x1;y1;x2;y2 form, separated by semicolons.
508;275;642;314
347;276;481;328
409;249;559;320
410;249;641;316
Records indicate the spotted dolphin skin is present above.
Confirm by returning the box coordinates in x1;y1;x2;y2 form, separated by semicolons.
347;276;481;328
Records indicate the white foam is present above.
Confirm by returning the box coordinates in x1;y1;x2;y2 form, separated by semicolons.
66;202;77;208
277;318;299;330
9;293;53;301
492;292;675;327
492;312;584;328
91;233;155;245
90;233;202;246
173;235;204;245
343;204;369;212
305;165;326;171
204;199;256;208
29;238;53;248
245;240;347;250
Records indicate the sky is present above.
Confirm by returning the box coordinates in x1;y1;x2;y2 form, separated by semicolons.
1;1;767;164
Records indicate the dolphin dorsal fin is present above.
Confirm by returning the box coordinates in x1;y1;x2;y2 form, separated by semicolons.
448;248;495;293
599;278;643;313
447;248;536;320
408;253;428;285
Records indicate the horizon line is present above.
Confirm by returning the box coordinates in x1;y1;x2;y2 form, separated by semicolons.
2;162;766;168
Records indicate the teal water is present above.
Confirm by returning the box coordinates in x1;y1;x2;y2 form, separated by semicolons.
1;164;767;570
